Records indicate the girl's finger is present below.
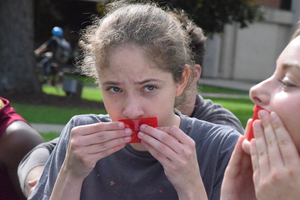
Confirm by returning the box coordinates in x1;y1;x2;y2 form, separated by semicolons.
270;112;300;168
252;120;270;177
242;119;253;154
138;127;179;164
250;139;260;185
244;118;253;140
72;121;125;136
77;128;132;147
259;111;284;168
227;136;250;177
139;125;184;153
158;126;191;144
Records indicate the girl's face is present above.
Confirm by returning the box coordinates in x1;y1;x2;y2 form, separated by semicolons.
250;36;300;151
99;45;188;127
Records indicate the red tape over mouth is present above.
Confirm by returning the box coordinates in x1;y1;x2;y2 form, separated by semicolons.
247;105;270;141
119;117;158;143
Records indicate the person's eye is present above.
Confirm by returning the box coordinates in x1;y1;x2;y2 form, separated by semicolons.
107;87;122;93
144;85;157;92
278;79;295;88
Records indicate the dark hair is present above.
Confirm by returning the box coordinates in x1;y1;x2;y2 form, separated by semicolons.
173;10;206;66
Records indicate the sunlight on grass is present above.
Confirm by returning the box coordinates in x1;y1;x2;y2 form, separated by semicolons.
12;103;107;124
81;87;103;102
42;85;66;96
206;97;254;129
42;85;103;102
199;85;249;94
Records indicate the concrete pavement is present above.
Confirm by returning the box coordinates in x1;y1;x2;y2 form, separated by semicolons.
31;123;65;133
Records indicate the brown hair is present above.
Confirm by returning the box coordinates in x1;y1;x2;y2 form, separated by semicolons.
172;10;206;66
78;1;194;107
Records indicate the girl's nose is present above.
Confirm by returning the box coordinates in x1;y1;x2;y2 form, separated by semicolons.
249;77;272;107
122;97;145;119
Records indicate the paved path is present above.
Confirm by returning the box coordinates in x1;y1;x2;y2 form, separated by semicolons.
31;123;65;133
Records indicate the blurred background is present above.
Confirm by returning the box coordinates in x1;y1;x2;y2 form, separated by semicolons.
0;0;299;95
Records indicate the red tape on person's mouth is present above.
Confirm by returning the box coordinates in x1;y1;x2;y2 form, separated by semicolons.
247;105;270;141
119;117;158;143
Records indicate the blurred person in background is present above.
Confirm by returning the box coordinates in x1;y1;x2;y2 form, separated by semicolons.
34;26;71;85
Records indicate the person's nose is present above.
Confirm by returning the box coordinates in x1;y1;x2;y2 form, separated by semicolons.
122;95;145;119
249;76;273;107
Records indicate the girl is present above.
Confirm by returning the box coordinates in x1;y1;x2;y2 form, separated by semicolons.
29;2;240;200
221;35;300;199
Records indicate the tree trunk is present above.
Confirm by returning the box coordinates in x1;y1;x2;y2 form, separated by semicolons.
0;0;41;95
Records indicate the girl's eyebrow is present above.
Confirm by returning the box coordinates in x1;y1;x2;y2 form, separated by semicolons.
136;79;163;85
282;62;300;71
102;81;120;86
102;79;163;86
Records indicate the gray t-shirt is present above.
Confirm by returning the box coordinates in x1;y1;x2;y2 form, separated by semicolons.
192;94;244;134
29;113;240;200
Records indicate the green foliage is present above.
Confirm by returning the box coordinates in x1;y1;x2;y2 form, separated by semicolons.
155;0;263;35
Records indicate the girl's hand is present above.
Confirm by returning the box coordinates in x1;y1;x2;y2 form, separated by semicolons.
250;111;300;200
221;119;256;200
138;125;207;200
220;135;256;200
63;122;132;179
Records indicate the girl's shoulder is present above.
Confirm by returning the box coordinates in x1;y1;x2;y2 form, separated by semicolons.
179;112;241;142
69;113;112;126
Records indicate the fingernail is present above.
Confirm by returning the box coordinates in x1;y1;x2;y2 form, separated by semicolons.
270;112;278;123
258;110;267;120
138;132;144;138
125;128;132;135
118;122;124;128
140;124;146;130
125;136;131;141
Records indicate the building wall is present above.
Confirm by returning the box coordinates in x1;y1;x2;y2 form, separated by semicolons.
202;0;299;84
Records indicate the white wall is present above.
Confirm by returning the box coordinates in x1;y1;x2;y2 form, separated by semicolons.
202;6;297;84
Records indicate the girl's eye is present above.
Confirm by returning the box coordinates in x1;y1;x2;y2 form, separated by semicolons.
278;79;295;88
107;87;121;93
144;85;157;92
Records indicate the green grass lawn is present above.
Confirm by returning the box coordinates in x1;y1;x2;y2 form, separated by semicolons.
206;97;253;128
13;84;253;141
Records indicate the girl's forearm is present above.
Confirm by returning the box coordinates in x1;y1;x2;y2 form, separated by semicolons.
177;178;208;200
49;163;85;200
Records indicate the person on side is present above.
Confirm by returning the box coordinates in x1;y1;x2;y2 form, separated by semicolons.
220;34;300;200
0;96;44;199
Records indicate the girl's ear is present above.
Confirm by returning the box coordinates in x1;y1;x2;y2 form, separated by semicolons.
175;64;190;97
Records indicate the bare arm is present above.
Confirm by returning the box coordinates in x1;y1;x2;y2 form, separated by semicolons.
0;121;44;199
34;44;47;56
